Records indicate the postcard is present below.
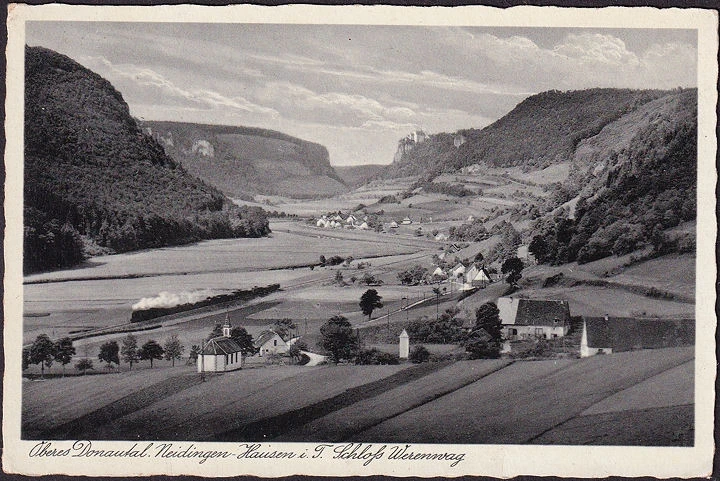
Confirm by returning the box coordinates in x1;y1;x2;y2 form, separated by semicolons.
3;3;717;477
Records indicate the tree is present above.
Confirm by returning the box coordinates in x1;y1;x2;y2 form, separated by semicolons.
22;348;30;371
273;319;296;341
319;255;327;267
98;341;120;369
409;345;431;363
120;334;139;370
163;334;185;367
188;345;201;365
229;327;256;355
139;340;164;368
397;265;428;285
319;315;359;363
473;252;485;264
529;235;549;263
75;358;94;375
501;257;525;286
359;289;383;321
335;270;345;286
432;287;441;321
206;323;223;341
288;339;309;364
475;302;503;343
53;337;76;377
29;334;55;378
465;302;503;359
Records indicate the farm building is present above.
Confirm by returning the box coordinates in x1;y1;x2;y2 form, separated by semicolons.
401;217;412;225
197;317;244;372
255;330;289;357
451;263;466;278
432;266;446;278
346;214;357;225
580;316;695;357
498;297;571;340
464;264;492;287
359;222;370;230
435;233;449;241
389;221;399;228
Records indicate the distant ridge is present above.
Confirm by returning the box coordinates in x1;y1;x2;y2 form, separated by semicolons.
141;120;346;199
383;88;671;178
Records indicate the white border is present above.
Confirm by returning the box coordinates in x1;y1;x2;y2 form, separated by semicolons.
4;4;717;478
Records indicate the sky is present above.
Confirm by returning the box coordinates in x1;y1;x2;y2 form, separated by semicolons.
26;23;697;166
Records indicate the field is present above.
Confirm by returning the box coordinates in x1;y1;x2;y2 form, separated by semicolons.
22;347;693;445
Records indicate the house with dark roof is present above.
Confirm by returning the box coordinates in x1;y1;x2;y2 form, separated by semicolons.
254;330;288;357
580;316;695;357
498;297;571;340
197;315;245;372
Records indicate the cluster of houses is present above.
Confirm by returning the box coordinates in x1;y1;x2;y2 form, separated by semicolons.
314;213;418;231
496;296;695;358
432;261;494;290
316;213;370;230
197;316;290;373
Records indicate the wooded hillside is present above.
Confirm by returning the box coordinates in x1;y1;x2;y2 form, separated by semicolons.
24;46;269;273
385;88;668;178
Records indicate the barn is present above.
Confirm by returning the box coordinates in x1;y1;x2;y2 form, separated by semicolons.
580;316;695;357
498;297;571;340
254;330;289;357
197;318;244;372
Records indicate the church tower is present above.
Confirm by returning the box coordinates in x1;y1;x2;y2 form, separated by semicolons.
222;313;232;338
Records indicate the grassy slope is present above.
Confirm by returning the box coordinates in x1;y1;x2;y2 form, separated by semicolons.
356;347;693;444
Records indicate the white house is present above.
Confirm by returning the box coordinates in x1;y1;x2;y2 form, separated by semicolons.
451;263;466;279
466;265;492;287
401;217;412;225
197;317;244;372
346;215;357;225
359;222;370;230
254;330;289;357
432;266;446;278
389;221;399;228
498;297;570;340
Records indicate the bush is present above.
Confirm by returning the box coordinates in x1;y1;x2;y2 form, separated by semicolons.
355;348;400;365
409;345;430;363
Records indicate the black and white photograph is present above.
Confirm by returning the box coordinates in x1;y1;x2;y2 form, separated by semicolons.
3;4;716;478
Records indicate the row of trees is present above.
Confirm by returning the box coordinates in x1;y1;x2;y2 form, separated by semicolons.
319;302;504;364
23;335;76;377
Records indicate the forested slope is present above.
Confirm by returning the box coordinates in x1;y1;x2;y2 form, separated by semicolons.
529;89;697;264
24;46;269;273
384;88;668;178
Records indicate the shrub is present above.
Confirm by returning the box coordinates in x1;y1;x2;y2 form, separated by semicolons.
355;348;400;365
409;345;430;363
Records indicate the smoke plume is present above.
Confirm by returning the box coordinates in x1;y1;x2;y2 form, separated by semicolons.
132;289;220;311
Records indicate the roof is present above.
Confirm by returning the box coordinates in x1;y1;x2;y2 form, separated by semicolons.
202;337;244;355
584;317;695;351
500;298;570;326
254;330;283;347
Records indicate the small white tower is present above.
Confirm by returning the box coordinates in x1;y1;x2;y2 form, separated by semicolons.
222;313;232;338
399;329;410;359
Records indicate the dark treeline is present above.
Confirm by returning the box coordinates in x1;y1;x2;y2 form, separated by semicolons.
24;46;269;273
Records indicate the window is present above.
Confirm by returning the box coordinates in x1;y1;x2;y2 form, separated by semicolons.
274;339;277;346
535;328;543;336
